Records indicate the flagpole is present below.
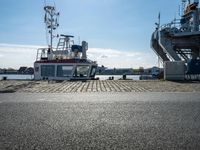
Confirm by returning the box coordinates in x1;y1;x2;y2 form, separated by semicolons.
158;12;160;29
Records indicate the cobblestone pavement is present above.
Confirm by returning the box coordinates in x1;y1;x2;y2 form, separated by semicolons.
1;80;200;93
18;80;150;93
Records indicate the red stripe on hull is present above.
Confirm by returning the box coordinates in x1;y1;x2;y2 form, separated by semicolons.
35;59;93;64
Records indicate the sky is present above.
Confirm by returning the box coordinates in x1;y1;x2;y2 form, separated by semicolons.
0;0;180;69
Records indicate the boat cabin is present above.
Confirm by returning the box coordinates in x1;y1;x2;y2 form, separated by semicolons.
34;35;97;80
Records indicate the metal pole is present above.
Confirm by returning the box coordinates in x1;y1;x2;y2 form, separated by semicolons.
50;9;53;51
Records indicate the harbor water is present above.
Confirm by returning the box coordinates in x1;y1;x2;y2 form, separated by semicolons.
96;75;140;80
0;74;34;80
0;74;140;80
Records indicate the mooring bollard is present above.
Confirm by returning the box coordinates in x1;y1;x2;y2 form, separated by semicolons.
123;75;126;80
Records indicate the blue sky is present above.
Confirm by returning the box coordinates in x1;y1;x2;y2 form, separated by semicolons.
0;0;180;68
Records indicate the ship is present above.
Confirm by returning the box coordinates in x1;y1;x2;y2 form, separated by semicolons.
34;5;97;80
151;0;200;80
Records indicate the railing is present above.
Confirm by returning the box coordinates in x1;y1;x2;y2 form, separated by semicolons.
36;48;49;61
36;47;89;61
160;19;182;30
159;18;200;34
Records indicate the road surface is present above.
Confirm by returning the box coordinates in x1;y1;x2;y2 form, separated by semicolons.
0;92;200;150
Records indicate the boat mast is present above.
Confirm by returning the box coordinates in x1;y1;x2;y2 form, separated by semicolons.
44;5;59;51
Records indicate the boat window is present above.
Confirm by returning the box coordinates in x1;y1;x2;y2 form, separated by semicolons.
90;66;96;77
41;65;55;77
57;65;73;77
74;65;90;77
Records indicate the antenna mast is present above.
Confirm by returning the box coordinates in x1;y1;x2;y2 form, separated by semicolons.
44;5;59;51
181;0;187;15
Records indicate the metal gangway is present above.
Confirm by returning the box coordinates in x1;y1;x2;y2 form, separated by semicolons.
151;0;200;76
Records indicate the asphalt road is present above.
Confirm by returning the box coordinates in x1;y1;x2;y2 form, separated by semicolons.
0;93;200;150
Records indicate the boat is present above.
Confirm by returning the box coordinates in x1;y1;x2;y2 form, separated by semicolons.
151;0;200;80
34;5;97;80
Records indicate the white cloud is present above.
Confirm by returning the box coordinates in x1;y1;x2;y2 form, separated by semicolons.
88;48;158;68
0;43;40;69
0;43;158;69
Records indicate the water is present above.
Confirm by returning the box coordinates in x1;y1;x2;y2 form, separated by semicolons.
0;74;140;80
0;74;34;80
96;75;140;80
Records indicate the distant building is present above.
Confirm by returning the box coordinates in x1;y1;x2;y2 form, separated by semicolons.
17;67;34;74
24;67;34;74
144;66;163;76
18;67;27;74
96;65;107;74
98;67;134;75
0;69;7;74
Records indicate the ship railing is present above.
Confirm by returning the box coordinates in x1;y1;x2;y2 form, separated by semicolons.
36;47;58;61
159;18;200;34
160;19;182;30
159;18;196;34
36;48;48;61
36;47;91;61
87;59;97;64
